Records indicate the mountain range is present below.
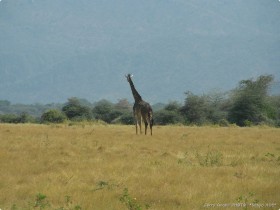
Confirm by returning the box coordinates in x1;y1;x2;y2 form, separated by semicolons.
0;0;279;104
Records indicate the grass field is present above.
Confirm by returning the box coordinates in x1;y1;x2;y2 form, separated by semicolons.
0;124;279;210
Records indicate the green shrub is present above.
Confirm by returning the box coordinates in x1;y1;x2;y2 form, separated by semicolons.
41;109;67;123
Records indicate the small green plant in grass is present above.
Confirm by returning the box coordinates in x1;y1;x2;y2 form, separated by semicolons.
10;194;82;210
55;195;82;210
27;193;50;210
230;158;245;167
196;150;223;167
236;192;259;210
177;152;192;166
119;188;150;210
265;152;275;158
94;180;109;191
262;152;280;164
10;204;18;210
93;180;119;191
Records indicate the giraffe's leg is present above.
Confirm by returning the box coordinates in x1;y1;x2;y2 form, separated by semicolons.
137;114;142;134
144;122;148;135
134;113;139;135
143;117;148;135
148;113;153;136
139;119;142;134
149;118;153;136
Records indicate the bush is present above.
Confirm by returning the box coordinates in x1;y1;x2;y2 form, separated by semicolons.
62;98;92;121
0;114;20;123
41;109;67;123
93;99;132;124
0;113;35;123
118;112;134;125
153;101;183;125
218;119;230;127
154;109;183;125
228;75;274;126
181;92;227;125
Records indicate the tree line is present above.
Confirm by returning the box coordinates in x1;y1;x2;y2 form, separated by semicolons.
0;75;279;127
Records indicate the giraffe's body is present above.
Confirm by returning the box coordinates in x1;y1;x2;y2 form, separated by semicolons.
126;74;153;135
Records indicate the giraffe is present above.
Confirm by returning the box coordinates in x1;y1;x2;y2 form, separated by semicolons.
125;74;154;135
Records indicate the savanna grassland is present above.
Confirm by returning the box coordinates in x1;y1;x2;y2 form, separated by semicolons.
0;124;279;210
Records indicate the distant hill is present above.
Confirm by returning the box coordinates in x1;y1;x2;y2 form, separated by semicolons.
0;0;279;104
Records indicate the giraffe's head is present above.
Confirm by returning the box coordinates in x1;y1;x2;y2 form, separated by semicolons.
125;74;133;82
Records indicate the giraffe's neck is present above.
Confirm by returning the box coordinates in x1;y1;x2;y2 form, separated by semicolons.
128;80;142;102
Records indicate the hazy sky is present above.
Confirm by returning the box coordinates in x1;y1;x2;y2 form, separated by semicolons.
0;0;279;104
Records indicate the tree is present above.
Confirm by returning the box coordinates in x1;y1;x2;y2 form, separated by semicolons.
18;112;35;123
180;91;229;125
0;114;20;123
41;109;67;123
118;112;134;125
154;101;183;125
204;91;229;125
228;75;274;126
92;99;121;123
268;95;280;126
62;97;92;121
114;99;133;124
115;98;132;111
0;112;35;123
181;92;209;125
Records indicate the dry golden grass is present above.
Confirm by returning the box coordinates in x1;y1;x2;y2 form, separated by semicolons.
0;124;279;209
